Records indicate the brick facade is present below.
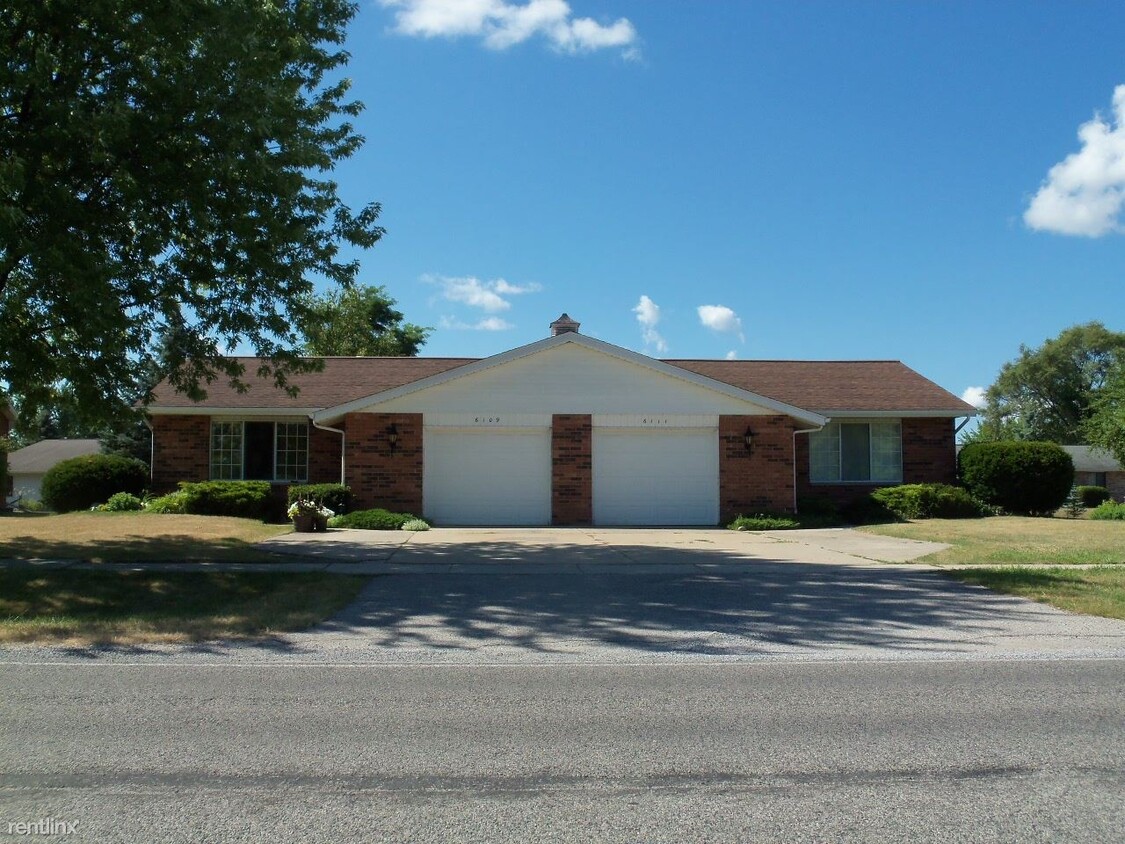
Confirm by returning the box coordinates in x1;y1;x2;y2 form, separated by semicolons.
344;412;423;513
719;414;802;520
795;417;957;508
308;425;343;485
151;415;211;492
552;414;592;525
1075;470;1125;502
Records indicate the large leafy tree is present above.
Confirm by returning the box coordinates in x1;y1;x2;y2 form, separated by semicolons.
0;0;383;428
300;285;431;356
1083;363;1125;465
974;322;1125;444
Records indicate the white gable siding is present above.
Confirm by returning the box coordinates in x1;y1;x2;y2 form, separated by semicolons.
372;344;773;415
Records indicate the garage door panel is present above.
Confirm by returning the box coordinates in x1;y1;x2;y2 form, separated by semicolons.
593;428;718;526
424;428;550;526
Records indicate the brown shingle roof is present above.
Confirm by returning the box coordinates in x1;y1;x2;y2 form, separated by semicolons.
666;360;975;413
148;357;475;409
148;356;973;415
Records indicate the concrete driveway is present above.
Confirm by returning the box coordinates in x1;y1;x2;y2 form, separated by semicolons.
258;526;950;572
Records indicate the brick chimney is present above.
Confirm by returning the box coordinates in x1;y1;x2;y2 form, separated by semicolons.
549;313;580;336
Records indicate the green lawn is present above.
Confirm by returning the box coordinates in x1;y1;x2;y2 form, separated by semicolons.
862;516;1125;566
0;569;367;645
860;516;1125;620
947;566;1125;621
0;512;291;563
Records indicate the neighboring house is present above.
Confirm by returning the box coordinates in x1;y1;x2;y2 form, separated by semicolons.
8;439;102;502
146;314;975;526
1062;446;1125;502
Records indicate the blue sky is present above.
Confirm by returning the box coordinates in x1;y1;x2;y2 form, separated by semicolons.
323;1;1125;408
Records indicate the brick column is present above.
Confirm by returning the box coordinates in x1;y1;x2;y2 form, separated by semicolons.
151;415;211;492
552;414;592;525
719;415;799;520
344;412;423;513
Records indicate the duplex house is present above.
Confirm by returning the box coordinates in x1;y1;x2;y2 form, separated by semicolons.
147;315;975;525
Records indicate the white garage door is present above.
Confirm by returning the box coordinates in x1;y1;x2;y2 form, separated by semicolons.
593;428;719;526
423;428;551;526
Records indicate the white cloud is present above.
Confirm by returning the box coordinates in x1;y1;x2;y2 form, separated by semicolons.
439;315;514;331
697;304;744;343
961;386;988;409
425;274;541;313
1025;84;1125;237
632;295;667;354
379;0;639;57
725;350;738;360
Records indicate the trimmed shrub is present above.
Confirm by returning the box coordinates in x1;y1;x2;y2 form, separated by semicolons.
40;454;148;513
328;508;418;530
840;494;897;525
401;519;431;532
175;481;273;520
287;484;353;514
958;441;1074;516
145;491;188;514
102;492;145;512
871;484;986;520
1089;501;1125;521
728;513;801;531
1077;485;1112;508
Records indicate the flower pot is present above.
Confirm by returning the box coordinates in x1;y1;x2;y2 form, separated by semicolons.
313;514;329;532
292;513;315;533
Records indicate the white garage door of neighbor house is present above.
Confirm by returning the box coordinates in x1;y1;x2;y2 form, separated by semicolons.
423;427;552;526
593;428;719;526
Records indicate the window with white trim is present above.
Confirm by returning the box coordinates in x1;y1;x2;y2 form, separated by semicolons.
209;420;308;482
809;421;902;483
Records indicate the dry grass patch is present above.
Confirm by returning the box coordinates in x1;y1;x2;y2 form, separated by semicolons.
862;516;1125;566
0;569;367;645
0;512;291;563
948;567;1125;621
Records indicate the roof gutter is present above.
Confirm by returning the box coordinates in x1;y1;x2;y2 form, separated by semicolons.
311;417;346;486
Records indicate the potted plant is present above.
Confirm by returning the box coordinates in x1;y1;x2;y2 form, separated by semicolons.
287;498;334;532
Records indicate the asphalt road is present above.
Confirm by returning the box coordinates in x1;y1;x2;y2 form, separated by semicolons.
3;659;1123;843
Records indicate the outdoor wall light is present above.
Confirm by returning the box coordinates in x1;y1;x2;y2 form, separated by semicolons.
743;427;754;453
387;423;399;453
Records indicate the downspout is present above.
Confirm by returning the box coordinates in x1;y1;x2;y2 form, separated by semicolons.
792;423;826;513
144;417;154;485
311;416;346;486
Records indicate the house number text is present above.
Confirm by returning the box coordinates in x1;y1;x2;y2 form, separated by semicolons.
641;418;671;425
473;416;502;424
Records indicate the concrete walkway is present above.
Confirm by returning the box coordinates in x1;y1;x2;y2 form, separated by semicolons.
0;527;948;574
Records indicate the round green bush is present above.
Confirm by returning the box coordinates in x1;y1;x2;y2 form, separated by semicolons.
1077;485;1112;507
40;454;148;513
958;441;1074;516
102;492;145;512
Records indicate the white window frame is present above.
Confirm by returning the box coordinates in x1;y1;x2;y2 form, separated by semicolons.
809;420;902;485
208;419;309;483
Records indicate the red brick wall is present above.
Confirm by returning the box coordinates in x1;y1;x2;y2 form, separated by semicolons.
344;412;423;513
795;417;958;507
719;415;800;520
1076;470;1125;502
552;414;592;525
308;425;343;485
151;415;210;492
